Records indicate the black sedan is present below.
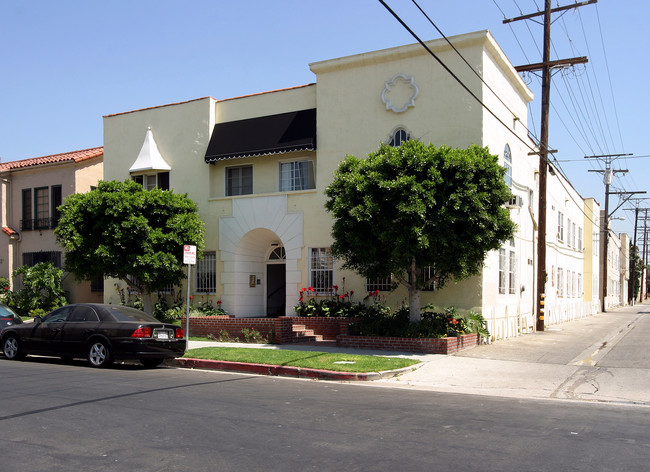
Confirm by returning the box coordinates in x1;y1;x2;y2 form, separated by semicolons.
0;304;22;330
0;304;186;368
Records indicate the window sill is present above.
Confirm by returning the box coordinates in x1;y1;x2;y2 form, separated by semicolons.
209;189;318;202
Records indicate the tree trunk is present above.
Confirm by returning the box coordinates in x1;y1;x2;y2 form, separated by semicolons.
407;256;421;322
408;288;421;323
141;291;154;315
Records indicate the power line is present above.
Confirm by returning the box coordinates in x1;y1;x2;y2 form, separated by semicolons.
377;0;539;156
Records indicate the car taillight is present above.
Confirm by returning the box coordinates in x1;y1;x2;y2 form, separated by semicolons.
175;328;184;339
0;317;10;320
131;327;152;338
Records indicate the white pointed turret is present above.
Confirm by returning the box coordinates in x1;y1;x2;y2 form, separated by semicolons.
129;127;171;172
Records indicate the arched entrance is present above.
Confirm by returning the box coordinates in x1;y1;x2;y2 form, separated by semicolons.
219;195;303;317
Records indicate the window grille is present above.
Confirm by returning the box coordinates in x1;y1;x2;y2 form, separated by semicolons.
309;247;333;293
196;252;217;293
366;277;392;292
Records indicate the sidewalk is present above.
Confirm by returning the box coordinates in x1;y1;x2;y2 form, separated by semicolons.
178;302;650;405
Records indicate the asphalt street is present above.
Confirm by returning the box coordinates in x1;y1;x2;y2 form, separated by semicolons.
1;356;649;471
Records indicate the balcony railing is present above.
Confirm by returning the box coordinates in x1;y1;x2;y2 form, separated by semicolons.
20;218;57;231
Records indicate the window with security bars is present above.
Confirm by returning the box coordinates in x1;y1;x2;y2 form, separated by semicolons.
280;161;315;192
309;247;333;293
196;252;216;293
422;265;435;291
366;277;392;292
22;251;61;268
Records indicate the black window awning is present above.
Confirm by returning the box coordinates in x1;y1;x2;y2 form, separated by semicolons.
204;108;316;163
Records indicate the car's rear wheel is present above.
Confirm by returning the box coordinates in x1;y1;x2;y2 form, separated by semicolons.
3;335;24;360
141;358;164;368
87;340;112;368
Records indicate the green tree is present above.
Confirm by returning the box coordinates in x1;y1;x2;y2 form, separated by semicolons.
55;180;205;314
325;141;515;322
6;262;67;316
629;242;644;303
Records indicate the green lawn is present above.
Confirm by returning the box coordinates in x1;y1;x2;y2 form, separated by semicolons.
184;346;420;373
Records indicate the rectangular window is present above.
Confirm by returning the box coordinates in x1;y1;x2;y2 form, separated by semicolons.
280;161;315;192
578;227;583;251
196;252;217;293
498;248;506;294
51;185;62;227
558;212;564;241
34;187;50;229
226;166;253;196
21;188;32;231
90;275;105;292
22;251;61;268
133;172;169;190
309;247;333;293
572;222;577;248
366;277;392;292
422;265;435;292
578;273;582;298
557;268;564;297
567;218;572;247
508;250;516;295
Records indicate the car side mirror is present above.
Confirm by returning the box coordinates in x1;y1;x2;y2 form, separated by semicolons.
33;315;43;324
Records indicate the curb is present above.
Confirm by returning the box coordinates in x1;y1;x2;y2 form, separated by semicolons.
173;357;423;381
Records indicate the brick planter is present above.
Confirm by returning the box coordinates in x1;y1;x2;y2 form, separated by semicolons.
336;333;480;354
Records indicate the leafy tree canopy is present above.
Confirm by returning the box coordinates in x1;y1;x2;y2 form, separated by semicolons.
55;180;205;312
325;141;515;321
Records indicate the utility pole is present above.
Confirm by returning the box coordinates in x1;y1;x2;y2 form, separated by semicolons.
626;199;650;303
504;0;595;331
586;153;643;312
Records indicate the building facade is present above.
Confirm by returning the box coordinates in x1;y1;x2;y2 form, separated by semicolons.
0;147;104;303
101;31;617;339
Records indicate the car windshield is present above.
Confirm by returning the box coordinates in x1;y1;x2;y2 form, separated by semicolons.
104;305;160;323
0;304;20;319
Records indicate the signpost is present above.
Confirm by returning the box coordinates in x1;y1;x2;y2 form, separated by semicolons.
183;245;196;351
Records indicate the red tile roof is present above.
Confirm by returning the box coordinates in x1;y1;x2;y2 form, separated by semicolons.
0;146;103;171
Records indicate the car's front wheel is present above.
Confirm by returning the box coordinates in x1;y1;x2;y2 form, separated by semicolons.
87;340;112;368
2;335;24;360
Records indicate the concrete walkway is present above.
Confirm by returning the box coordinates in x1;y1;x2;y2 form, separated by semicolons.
182;302;650;406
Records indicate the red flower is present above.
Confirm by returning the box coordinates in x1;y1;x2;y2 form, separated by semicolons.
217;300;222;305
333;285;338;290
189;296;193;300
308;287;314;292
3;286;8;290
350;290;354;295
300;288;307;292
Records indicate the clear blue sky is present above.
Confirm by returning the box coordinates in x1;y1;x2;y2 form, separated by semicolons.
1;0;647;236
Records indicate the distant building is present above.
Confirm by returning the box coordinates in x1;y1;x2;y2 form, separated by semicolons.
0;147;104;303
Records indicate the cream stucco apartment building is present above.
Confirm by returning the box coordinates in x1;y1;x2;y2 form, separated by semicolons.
0;147;104;303
101;31;612;339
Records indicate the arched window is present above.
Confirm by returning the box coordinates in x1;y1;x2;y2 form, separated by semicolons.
268;246;286;260
504;144;512;187
389;128;410;147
